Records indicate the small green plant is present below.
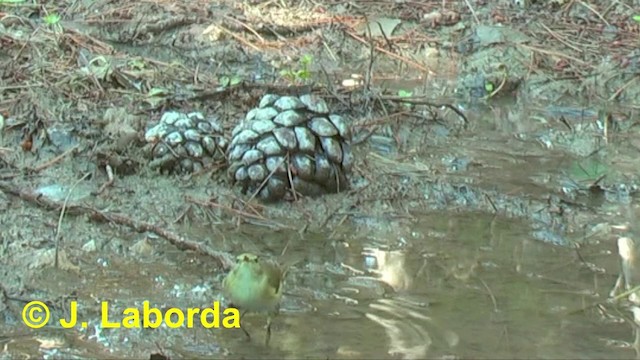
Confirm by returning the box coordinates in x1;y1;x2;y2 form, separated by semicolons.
569;158;608;183
145;87;170;107
484;81;495;93
43;13;60;24
397;89;412;98
633;15;640;23
397;89;413;109
280;54;314;83
128;58;147;70
79;56;111;79
43;12;63;33
219;74;243;88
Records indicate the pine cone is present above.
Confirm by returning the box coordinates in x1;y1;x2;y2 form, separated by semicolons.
144;111;227;173
227;94;354;201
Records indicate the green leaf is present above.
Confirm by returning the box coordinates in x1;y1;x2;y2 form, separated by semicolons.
128;58;146;70
398;90;413;98
230;75;242;85
300;54;313;66
279;69;294;80
296;69;310;80
569;158;608;182
220;75;242;87
633;15;640;23
484;82;495;93
43;13;61;25
219;76;230;87
147;87;168;97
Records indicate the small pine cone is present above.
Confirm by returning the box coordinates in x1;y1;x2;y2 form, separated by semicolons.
144;111;228;173
227;94;354;201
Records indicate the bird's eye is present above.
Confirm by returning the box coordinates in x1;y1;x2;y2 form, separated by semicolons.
239;253;259;262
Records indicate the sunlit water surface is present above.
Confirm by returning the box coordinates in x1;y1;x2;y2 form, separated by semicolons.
2;213;636;359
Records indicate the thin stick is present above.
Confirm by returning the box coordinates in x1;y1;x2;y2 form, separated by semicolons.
33;145;79;172
463;0;480;24
537;22;584;53
93;164;114;195
578;0;610;26
247;156;286;203
286;153;298;202
55;172;91;268
0;180;235;269
477;276;499;312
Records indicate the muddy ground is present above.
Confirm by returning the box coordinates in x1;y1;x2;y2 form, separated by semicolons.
1;0;640;359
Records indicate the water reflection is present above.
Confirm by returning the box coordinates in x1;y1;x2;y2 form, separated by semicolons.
612;237;640;305
363;247;412;291
365;303;432;359
325;214;640;359
611;236;640;359
5;214;640;359
362;247;451;359
259;213;640;359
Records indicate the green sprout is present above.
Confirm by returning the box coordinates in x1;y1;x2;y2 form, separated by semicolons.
128;58;147;70
145;87;170;107
43;13;60;25
398;89;413;109
219;75;243;88
300;54;313;67
484;81;495;93
43;12;63;33
633;15;640;23
398;89;412;98
569;158;608;183
280;54;314;83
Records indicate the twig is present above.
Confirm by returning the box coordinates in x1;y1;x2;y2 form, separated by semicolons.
537;22;584;53
187;196;264;221
578;0;610;26
33;145;79;172
247;155;286;203
382;95;469;126
485;71;507;99
186;196;292;230
609;76;638;101
569;285;640;315
477;276;499;312
286;153;298;202
345;31;433;74
232;195;268;219
328;214;348;239
93;164;114;195
0;180;235;270
463;0;480;25
224;15;266;43
519;44;588;66
215;25;262;52
55;172;91;268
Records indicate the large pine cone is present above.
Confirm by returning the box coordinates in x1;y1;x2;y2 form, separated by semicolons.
144;111;227;173
227;94;354;201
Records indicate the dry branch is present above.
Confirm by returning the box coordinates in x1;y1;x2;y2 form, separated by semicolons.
0;180;235;270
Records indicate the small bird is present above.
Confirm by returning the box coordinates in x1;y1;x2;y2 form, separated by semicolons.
222;253;284;346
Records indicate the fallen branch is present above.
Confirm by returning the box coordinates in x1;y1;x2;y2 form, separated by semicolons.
0;180;235;270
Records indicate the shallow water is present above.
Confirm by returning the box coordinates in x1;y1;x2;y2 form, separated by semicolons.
254;213;632;359
3;212;634;359
2;0;638;358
